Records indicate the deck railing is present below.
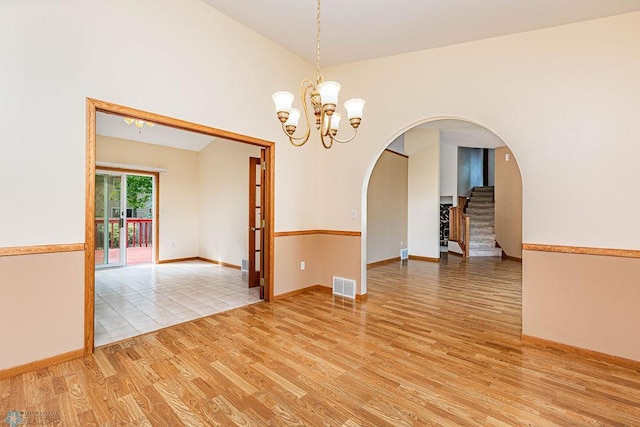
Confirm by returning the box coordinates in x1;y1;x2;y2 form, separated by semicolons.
95;218;153;249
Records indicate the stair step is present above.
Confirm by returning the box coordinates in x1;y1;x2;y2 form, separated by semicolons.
473;186;494;192
469;233;495;241
469;247;503;257
469;241;498;249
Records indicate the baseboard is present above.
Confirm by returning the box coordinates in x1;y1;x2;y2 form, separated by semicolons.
356;293;368;301
274;284;331;300
274;284;366;301
0;348;84;380
502;253;522;262
157;257;198;264
409;255;440;263
367;257;401;268
521;335;640;370
197;257;241;270
447;251;463;258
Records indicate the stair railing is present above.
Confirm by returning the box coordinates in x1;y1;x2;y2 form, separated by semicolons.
449;205;470;258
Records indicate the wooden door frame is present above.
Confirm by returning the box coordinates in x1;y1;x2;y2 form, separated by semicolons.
248;156;261;288
85;98;275;355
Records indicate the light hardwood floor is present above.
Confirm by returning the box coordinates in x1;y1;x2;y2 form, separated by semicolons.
2;255;640;425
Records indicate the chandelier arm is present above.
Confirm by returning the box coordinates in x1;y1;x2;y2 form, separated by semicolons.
329;128;358;144
280;79;317;146
318;107;333;149
282;123;310;146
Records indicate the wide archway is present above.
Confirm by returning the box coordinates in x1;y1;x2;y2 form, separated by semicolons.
361;117;522;296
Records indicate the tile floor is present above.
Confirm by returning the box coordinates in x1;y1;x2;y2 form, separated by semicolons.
94;260;262;347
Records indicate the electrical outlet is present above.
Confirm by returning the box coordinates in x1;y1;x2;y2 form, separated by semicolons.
171;242;175;248
400;241;403;246
351;210;358;219
300;261;305;270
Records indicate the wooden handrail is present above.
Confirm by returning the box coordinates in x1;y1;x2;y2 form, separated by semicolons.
449;206;470;258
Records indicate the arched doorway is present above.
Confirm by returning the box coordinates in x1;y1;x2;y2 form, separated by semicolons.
361;117;522;297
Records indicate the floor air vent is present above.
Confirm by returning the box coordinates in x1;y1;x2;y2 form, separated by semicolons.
333;276;356;299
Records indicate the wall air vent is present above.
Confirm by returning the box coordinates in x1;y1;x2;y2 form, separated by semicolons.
332;276;356;299
241;259;249;271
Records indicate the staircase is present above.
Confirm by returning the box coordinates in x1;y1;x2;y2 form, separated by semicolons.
465;186;503;257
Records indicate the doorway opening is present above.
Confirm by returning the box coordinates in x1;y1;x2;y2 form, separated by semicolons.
85;98;275;354
362;117;522;307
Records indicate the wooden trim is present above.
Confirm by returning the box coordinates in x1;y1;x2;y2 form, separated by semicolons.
0;349;84;381
409;255;440;263
521;335;640;370
85;99;96;356
274;284;332;301
522;243;640;259
356;293;368;301
502;253;522;262
89;98;273;148
154;174;160;264
274;230;362;237
367;257;401;268
197;257;241;270
157;257;199;264
384;149;409;159
447;251;463;258
265;145;275;302
85;98;276;356
0;243;84;257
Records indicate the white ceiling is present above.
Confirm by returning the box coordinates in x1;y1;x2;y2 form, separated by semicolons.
421;119;505;149
96;112;215;152
200;0;640;66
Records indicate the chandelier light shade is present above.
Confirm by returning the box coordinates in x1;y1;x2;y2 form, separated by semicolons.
271;0;365;149
124;117;156;132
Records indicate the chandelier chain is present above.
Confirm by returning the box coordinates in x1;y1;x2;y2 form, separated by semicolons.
315;0;322;83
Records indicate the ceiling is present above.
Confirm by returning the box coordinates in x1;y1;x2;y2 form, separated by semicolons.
421;120;505;149
200;0;640;66
96;112;215;152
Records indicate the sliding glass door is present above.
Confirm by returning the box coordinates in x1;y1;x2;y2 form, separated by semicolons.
95;172;124;267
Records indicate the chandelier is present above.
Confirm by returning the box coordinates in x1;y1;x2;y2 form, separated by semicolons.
271;0;365;149
123;117;155;133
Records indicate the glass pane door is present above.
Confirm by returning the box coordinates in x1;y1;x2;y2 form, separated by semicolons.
95;172;123;267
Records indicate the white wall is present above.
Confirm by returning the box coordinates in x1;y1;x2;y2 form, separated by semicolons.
324;12;640;250
439;143;458;204
406;128;441;259
457;147;483;197
198;139;261;265
0;0;318;248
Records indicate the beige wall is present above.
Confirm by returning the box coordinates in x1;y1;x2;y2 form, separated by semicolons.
406;128;441;259
494;147;523;258
0;252;84;370
367;150;408;263
523;250;640;361
198;140;261;266
274;235;320;296
275;234;361;296
97;136;200;260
